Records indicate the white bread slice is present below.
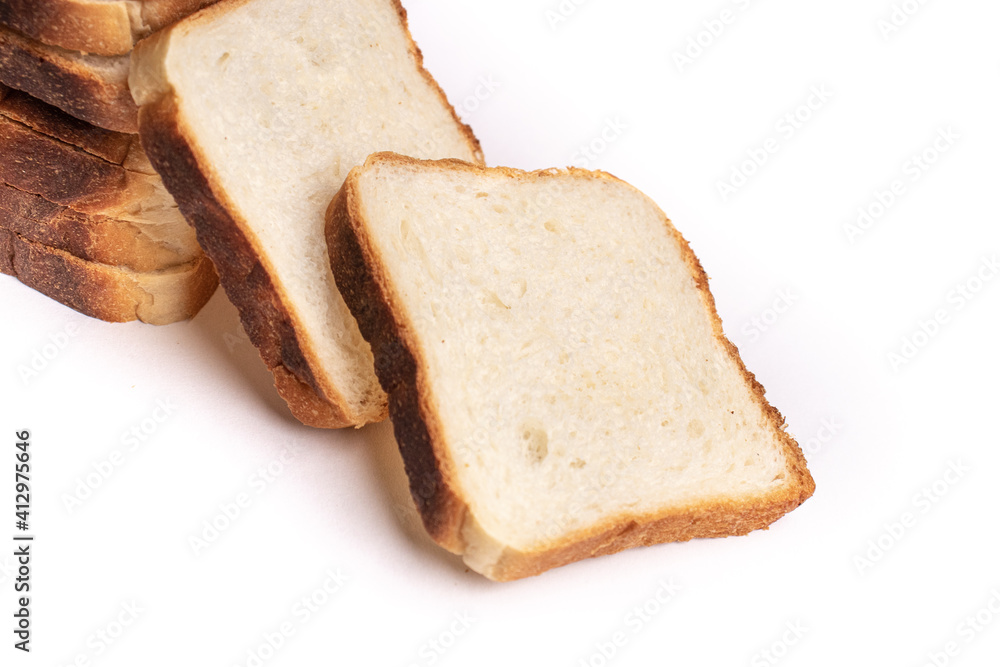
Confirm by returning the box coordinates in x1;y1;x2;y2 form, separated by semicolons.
0;227;216;324
128;0;483;428
0;183;200;272
325;153;815;581
0;0;218;56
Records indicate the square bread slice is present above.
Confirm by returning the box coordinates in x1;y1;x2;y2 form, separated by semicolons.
1;227;216;324
129;0;484;428
0;0;218;56
326;153;815;581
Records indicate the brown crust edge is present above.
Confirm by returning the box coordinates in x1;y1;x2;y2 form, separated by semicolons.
0;227;216;324
0;25;137;133
0;182;196;272
136;91;358;428
327;152;815;581
0;0;134;56
327;174;468;546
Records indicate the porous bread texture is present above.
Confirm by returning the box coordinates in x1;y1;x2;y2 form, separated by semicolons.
129;0;483;427
0;0;218;56
0;24;136;131
328;154;814;580
0;227;216;324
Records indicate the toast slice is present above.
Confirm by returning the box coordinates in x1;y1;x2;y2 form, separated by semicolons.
326;153;815;581
1;227;216;324
0;86;184;226
0;24;136;132
129;0;483;428
0;183;199;272
0;0;218;56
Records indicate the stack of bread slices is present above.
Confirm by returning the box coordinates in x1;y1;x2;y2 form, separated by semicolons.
0;1;219;324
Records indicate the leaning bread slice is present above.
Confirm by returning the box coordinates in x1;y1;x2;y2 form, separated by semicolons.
0;227;216;324
0;183;200;272
129;0;483;428
0;0;218;56
326;153;815;581
0;24;136;132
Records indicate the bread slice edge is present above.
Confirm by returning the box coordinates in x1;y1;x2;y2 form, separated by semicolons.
1;227;217;324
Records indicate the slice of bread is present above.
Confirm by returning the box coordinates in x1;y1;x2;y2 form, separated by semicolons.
0;0;218;56
0;24;136;132
326;153;815;581
0;83;133;163
1;227;216;324
129;0;484;428
0;183;199;272
0;89;184;227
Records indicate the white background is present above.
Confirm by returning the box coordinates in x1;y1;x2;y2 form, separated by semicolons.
3;1;999;665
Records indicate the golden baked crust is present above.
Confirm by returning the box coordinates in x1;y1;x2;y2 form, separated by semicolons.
0;227;216;324
0;24;136;132
0;183;196;272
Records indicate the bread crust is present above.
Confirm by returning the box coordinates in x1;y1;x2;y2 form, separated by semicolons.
0;226;216;324
0;183;197;271
0;0;220;55
0;110;179;219
129;0;483;428
0;25;136;132
0;0;134;56
327;183;467;545
0;84;133;163
327;153;815;581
